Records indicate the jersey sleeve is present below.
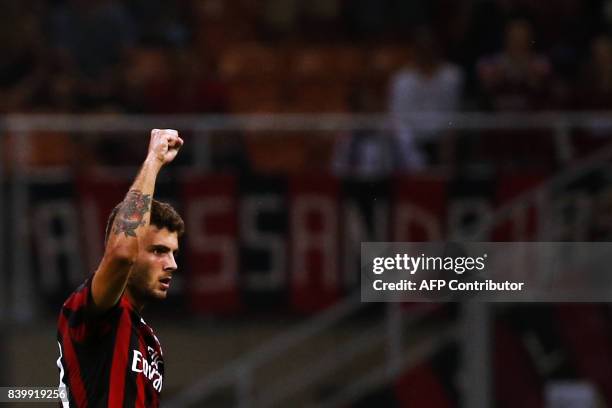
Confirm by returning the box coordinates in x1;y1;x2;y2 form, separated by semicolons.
61;276;121;343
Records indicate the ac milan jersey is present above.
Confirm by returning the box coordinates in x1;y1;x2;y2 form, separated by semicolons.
56;277;164;407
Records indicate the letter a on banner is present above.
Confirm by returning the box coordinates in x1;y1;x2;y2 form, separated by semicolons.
290;175;340;313
184;175;241;314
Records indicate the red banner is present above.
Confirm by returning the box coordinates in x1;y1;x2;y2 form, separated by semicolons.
29;172;561;315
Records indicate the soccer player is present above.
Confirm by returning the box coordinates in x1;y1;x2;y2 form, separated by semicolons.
56;129;184;407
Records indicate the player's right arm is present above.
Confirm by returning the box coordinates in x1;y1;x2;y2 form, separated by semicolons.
91;129;183;313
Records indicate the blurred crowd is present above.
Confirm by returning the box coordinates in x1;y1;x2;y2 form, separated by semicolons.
4;0;612;114
3;0;612;172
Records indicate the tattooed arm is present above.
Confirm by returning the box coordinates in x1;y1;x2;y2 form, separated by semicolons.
91;129;183;312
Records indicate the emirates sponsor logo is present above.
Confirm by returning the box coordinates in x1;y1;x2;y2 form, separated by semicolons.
131;347;163;392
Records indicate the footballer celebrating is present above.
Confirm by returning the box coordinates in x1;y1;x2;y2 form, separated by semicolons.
56;129;184;407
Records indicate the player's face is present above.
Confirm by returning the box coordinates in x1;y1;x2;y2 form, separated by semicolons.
128;226;179;301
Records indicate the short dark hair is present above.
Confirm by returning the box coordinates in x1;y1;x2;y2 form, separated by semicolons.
104;199;185;244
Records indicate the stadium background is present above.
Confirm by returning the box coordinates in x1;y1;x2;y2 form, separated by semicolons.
2;0;612;406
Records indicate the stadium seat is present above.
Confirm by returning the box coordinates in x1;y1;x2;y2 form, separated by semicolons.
227;80;285;113
289;47;365;83
286;81;350;112
219;44;286;81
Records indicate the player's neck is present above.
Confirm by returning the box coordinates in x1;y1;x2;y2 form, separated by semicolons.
124;288;146;314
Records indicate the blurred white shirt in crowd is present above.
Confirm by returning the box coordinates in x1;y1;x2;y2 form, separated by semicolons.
332;128;425;178
389;63;463;145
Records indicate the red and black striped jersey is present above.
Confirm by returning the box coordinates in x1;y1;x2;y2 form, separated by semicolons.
56;277;164;407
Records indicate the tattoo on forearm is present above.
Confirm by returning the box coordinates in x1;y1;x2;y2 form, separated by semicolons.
113;190;152;237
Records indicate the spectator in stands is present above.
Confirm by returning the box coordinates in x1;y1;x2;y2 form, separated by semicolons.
476;19;554;111
49;0;136;109
388;28;463;167
333;85;425;178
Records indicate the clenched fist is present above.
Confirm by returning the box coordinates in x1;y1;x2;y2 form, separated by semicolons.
148;129;184;165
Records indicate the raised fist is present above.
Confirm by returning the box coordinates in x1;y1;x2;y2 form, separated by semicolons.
148;129;183;165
